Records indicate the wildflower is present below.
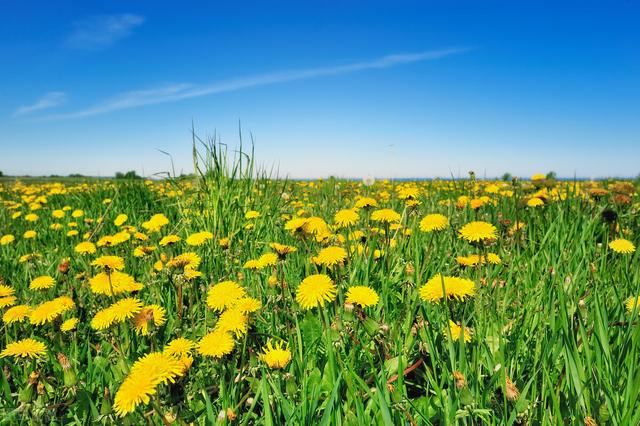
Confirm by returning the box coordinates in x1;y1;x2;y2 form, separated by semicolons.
345;286;379;307
0;234;15;245
371;209;401;223
0;296;17;308
61;317;79;332
527;197;544;207
216;308;248;337
296;274;337;309
29;275;56;290
197;329;235;358
206;281;246;312
0;284;14;297
259;341;292;369
419;274;475;303
313;246;347;267
257;252;278;268
185;231;213;246
158;234;182;247
354;197;378;208
91;298;143;330
625;296;640;313
141;213;169;233
91;255;125;271
609;239;635;254
166;252;201;270
164;338;195;358
133;245;156;257
334;209;359;228
459;221;497;242
114;214;128;226
132;305;167;335
419;214;449;232
113;352;186;416
30;296;75;325
1;338;47;359
231;297;262;313
3;305;31;324
89;271;143;296
245;210;261;219
270;242;297;257
444;320;472;343
24;230;37;239
284;217;308;233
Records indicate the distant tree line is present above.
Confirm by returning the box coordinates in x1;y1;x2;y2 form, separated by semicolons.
114;171;142;179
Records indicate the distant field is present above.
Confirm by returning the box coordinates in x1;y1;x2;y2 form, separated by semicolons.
0;150;638;424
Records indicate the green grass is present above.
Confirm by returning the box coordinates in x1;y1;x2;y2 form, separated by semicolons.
0;144;638;425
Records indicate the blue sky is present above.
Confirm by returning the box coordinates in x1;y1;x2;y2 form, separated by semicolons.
1;1;639;178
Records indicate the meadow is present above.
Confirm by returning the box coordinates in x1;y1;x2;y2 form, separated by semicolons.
0;144;638;425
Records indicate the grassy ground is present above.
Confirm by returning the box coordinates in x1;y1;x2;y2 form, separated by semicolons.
0;146;638;425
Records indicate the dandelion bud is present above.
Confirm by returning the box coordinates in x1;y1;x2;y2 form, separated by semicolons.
226;408;237;421
505;376;520;401
58;259;71;274
452;371;467;389
57;352;77;386
344;302;354;312
584;416;598;426
267;275;278;287
405;263;415;275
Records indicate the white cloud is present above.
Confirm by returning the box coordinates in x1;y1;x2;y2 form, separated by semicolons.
14;92;67;116
44;47;471;119
65;14;145;50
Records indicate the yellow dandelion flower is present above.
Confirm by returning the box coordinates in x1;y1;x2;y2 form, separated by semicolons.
197;329;235;358
459;221;497;243
91;255;125;271
419;214;449;232
345;286;379;307
609;239;635;254
334;209;359;228
185;231;213;246
166;252;201;270
89;271;144;296
0;284;15;297
61;317;79;332
257;252;278;268
113;352;185;416
371;209;401;223
270;242;297;257
284;217;308;233
354;197;378;208
29;275;56;290
159;234;181;246
91;297;143;330
132;305;167;335
3;305;31;324
245;210;261;219
1;338;47;359
164;337;195;358
30;296;75;325
625;296;640;313
0;235;15;245
141;213;170;233
527;197;544;207
313;246;347;267
0;296;17;308
206;281;247;312
231;297;262;313
259;341;292;369
216;308;248;337
419;274;475;303
114;214;128;226
445;320;472;343
296;274;337;310
24;230;37;239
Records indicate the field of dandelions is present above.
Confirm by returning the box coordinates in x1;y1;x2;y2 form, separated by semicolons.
0;144;639;425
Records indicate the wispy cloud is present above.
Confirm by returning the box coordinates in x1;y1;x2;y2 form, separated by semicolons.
65;14;145;50
44;47;471;119
14;92;67;117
